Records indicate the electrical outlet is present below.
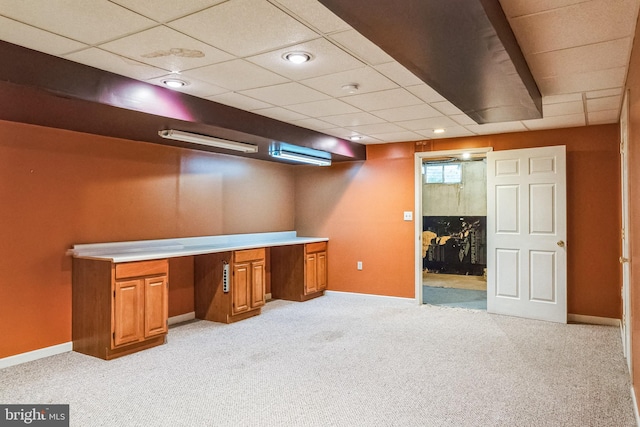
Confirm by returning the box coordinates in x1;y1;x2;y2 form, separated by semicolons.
357;261;363;270
404;211;413;221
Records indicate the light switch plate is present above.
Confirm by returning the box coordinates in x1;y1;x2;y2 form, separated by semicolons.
404;211;413;221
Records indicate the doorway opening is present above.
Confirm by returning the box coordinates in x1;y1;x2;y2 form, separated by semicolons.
414;148;492;309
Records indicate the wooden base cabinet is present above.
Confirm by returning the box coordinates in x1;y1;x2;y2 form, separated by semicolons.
271;241;328;302
194;248;266;324
72;258;168;360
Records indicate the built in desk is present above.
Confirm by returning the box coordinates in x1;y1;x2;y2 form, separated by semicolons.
68;231;328;360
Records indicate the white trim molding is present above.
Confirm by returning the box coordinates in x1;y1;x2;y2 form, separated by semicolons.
0;342;72;370
632;386;640;427
567;314;620;327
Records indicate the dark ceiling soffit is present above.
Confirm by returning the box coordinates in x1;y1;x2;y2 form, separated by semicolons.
0;41;366;163
318;0;542;124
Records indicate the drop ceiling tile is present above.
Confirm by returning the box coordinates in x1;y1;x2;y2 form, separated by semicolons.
252;107;309;122
146;74;228;97
207;92;273;110
370;131;426;142
372;104;442;122
329;29;396;65
64;48;167;80
271;0;350;34
0;17;87;55
418;126;475;139
286;99;361;116
450;114;478;126
499;0;593;18
589;109;619;124
523;113;586;130
247;38;363;80
543;101;584;117
290;117;336;131
396;116;458;131
406;84;447;103
239;82;330;105
509;0;639;54
110;0;226;23
0;0;156;45
538;67;627;95
319;112;385;127
587;88;623;99
301;67;398;97
466;121;528;135
345;122;406;135
374;62;424;86
527;38;631;79
587;95;622;112
100;26;234;73
431;101;465;116
543;93;583;104
181;59;288;91
168;0;318;57
322;128;381;143
341;88;423;111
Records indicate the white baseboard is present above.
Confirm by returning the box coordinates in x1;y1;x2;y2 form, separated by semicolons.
0;342;72;370
632;386;640;427
265;293;272;301
325;290;415;302
567;314;620;327
168;311;195;326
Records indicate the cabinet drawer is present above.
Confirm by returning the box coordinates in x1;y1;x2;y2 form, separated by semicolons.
306;241;327;253
234;248;265;263
115;259;168;279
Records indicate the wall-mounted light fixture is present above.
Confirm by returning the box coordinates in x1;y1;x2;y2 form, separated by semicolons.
158;129;258;153
270;149;331;166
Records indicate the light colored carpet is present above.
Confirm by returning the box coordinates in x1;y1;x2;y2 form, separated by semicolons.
0;292;635;426
424;272;487;291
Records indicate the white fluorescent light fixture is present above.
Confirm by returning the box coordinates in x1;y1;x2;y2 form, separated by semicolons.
270;150;331;166
158;130;258;153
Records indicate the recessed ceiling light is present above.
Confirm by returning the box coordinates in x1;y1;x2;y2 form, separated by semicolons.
283;51;312;64
161;78;188;89
350;135;363;141
433;128;446;134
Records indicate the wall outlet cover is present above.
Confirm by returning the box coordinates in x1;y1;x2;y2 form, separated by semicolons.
404;211;413;221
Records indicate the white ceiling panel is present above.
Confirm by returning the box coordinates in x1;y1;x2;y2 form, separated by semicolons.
64;48;167;80
290;117;336;131
110;0;226;23
372;104;442;122
252;107;309;122
406;84;448;104
300;67;398;97
286;99;361;116
396;116;458;132
207;92;273;110
587;95;622;112
167;0;318;57
450;114;478;126
524;113;586;130
342;88;423;111
588;109;620;124
431;101;465;116
319;112;386;127
538;67;628;95
146;74;228;97
370;131;426;142
328;29;396;65
419;126;475;139
0;0;156;45
270;0;350;34
543;101;584;117
0;17;87;55
247;38;364;80
499;0;594;18
587;88;623;99
345;122;407;135
239;82;330;105
100;26;234;73
466;121;528;135
374;62;424;87
181;59;288;91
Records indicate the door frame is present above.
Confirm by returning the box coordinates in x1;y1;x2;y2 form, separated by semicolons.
620;90;631;372
414;147;493;304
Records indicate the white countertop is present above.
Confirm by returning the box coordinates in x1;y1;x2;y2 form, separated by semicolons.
68;231;328;263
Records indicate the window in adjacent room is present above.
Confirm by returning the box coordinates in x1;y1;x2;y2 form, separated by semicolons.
424;163;462;184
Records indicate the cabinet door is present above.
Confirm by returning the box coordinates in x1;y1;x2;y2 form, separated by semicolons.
317;251;327;291
144;275;168;338
233;262;250;314
113;279;144;347
251;260;266;308
305;253;318;294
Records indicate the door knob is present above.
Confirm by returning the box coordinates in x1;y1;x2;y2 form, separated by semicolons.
620;257;630;264
557;240;565;248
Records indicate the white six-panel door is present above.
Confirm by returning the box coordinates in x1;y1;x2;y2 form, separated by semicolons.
487;146;567;323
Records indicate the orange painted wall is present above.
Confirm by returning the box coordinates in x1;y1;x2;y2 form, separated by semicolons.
0;119;295;358
295;125;621;318
623;13;640;398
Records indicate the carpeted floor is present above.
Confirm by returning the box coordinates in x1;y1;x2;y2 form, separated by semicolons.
0;292;635;426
